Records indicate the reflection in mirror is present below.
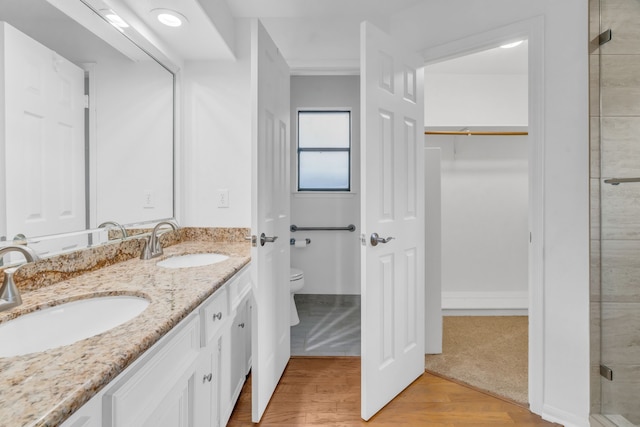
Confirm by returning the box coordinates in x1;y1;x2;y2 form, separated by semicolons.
0;0;174;257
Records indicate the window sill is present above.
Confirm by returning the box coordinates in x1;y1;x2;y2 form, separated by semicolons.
292;192;358;199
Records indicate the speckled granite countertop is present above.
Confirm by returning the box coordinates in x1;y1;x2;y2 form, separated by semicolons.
0;240;250;427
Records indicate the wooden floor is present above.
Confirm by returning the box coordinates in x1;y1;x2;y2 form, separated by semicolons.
227;357;561;427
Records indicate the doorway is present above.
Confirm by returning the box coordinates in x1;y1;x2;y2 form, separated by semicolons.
423;40;530;405
288;75;362;357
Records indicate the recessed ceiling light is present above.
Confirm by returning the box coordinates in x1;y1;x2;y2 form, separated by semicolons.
500;40;524;49
152;8;188;27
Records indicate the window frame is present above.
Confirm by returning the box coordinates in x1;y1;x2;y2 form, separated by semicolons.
296;109;352;192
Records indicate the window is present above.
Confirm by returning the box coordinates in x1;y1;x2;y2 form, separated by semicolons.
297;110;351;191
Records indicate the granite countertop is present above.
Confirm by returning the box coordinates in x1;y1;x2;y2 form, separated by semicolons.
0;240;251;427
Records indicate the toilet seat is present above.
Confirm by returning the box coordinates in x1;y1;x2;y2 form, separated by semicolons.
289;268;304;326
290;268;303;281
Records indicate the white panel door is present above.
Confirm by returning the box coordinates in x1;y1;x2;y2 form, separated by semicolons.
360;21;425;420
250;19;291;423
2;22;85;251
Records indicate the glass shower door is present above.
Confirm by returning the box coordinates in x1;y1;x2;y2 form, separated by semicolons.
597;0;640;424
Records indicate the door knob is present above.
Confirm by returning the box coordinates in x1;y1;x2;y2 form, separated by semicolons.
260;233;278;246
370;233;395;247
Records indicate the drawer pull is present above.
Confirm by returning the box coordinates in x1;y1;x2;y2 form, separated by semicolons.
238;322;245;328
212;312;222;321
203;373;212;383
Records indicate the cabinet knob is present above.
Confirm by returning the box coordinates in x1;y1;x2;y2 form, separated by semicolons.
212;312;222;321
238;322;245;328
203;373;212;383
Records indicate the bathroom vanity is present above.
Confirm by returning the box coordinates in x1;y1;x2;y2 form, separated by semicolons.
0;234;251;427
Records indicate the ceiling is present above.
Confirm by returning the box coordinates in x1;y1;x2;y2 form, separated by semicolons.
113;0;526;75
21;0;524;76
425;41;528;75
225;0;425;18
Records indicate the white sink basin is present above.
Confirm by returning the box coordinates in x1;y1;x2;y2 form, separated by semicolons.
0;295;149;358
156;253;229;269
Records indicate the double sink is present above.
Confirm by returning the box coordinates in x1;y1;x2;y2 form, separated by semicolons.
0;252;229;358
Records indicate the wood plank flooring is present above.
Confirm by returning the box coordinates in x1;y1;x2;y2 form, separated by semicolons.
227;357;561;427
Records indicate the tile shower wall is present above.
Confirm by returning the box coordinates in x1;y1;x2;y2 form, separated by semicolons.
594;0;640;422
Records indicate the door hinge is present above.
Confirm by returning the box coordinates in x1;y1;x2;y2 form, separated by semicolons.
529;232;532;243
600;364;613;381
84;94;90;109
599;29;612;46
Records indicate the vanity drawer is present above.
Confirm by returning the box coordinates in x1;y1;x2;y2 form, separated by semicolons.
200;286;228;346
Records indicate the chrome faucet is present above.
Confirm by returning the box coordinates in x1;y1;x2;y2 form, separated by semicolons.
98;221;128;240
140;221;178;260
0;245;41;312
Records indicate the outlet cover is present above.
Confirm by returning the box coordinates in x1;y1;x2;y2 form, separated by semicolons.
143;190;154;208
217;189;229;208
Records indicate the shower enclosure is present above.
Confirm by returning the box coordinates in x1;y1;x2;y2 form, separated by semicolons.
591;0;640;424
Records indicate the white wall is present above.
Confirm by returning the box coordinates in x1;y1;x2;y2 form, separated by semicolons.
425;74;528;127
427;135;529;311
391;1;590;425
290;75;360;295
425;67;529;312
181;20;252;227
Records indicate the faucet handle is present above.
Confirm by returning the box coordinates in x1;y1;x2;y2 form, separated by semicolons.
0;245;39;312
140;237;154;260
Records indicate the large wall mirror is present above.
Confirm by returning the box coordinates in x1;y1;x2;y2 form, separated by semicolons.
0;0;175;257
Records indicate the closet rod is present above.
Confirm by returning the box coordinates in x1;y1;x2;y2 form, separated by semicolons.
424;131;528;136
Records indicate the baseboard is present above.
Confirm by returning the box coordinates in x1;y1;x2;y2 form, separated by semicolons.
541;403;591;427
442;291;528;316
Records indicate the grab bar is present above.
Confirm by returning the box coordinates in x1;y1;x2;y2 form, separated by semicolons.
604;178;640;185
290;224;356;232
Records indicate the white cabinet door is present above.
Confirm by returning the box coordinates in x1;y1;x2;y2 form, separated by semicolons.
243;298;252;376
103;316;201;427
60;395;100;427
360;21;426;420
139;374;195;427
230;298;249;403
195;336;221;427
250;18;291;423
198;285;229;427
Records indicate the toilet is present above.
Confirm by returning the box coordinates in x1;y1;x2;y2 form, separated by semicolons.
289;267;305;326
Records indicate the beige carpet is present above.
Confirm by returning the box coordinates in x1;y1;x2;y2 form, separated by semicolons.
425;316;528;405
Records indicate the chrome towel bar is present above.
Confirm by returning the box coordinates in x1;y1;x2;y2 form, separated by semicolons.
604;178;640;185
290;224;356;232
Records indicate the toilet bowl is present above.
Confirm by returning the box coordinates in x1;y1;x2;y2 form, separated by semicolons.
290;268;304;326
